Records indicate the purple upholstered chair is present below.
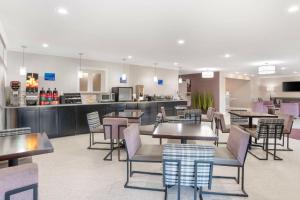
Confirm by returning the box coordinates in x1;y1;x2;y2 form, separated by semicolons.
251;102;268;113
123;124;163;191
279;103;299;118
202;107;216;129
214;125;250;197
0;163;38;200
103;118;128;161
214;112;230;146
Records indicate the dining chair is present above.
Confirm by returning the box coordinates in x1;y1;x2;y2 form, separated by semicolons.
163;144;214;200
183;109;202;124
207;125;250;197
87;111;116;151
245;118;284;160
123;124;163;192
229;109;249;126
201;107;216;129
277;114;294;151
214;112;230;146
139;113;163;144
161;106;181;122
0;127;33;168
0;163;38;200
103;118;128;161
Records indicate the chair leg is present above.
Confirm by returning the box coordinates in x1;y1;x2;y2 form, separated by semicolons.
160;138;162;145
92;132;95;145
199;187;203;200
237;167;240;184
164;187;168;200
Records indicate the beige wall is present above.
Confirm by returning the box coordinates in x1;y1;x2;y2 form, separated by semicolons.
225;78;252;107
256;75;300;99
6;51;178;97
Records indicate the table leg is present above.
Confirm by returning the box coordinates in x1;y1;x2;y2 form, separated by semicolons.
249;117;253;128
8;159;18;167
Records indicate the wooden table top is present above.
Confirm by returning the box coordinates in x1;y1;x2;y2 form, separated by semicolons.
104;110;144;119
0;132;54;161
228;110;277;118
153;123;217;141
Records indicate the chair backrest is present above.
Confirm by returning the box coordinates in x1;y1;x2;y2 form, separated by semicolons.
227;126;250;166
123;124;142;160
278;114;294;134
251;102;268;113
0;127;31;137
206;107;216;121
0;163;38;199
256;118;284;139
214;112;227;132
183;109;202;122
160;106;167;121
87;111;101;132
230;110;249;125
163;144;214;188
154;113;163;127
103;118;128;139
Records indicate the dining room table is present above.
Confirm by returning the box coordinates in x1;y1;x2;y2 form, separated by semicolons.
103;110;144;124
152;123;217;144
0;132;54;167
228;110;278;128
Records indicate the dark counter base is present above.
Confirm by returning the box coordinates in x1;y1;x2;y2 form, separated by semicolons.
7;101;187;138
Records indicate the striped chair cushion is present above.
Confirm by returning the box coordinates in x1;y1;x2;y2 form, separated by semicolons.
256;118;284;139
184;109;201;119
230;114;249;125
163;144;214;188
0;127;31;137
87;111;102;132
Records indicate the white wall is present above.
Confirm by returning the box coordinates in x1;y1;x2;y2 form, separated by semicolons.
0;21;7;130
6;51;178;96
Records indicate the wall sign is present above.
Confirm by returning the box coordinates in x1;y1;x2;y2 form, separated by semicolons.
158;79;163;85
44;72;55;81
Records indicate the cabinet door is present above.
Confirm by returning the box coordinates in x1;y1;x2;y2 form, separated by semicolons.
105;103;126;113
126;103;138;110
58;106;77;137
39;108;58;138
17;108;40;133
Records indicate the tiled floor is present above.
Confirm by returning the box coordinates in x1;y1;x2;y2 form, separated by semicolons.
34;120;300;200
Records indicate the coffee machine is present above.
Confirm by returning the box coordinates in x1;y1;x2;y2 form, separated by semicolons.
25;73;39;106
9;81;21;106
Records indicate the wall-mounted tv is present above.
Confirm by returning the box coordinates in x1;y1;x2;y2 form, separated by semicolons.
282;81;300;92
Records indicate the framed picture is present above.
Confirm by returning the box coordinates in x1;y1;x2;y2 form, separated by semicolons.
120;77;127;83
158;79;163;85
44;72;55;81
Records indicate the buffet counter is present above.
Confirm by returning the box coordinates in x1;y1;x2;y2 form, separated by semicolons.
5;100;187;138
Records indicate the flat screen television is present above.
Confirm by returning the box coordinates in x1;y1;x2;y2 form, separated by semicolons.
282;81;300;92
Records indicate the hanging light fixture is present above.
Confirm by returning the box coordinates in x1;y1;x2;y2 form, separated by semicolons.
78;53;84;78
258;64;276;75
202;69;214;78
121;58;127;81
153;63;158;83
178;67;183;84
19;45;27;76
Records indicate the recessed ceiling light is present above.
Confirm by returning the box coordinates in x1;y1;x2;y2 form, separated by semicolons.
224;54;231;58
288;5;299;13
280;67;286;70
174;62;179;66
127;55;133;59
56;7;69;15
293;71;298;74
177;39;185;45
42;43;49;48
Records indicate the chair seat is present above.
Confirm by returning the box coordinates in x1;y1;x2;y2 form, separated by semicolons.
214;147;241;166
244;127;257;138
139;125;155;135
202;115;212;122
91;125;104;133
131;145;163;162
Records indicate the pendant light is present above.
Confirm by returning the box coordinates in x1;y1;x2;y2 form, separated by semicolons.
178;67;183;84
121;58;127;81
19;45;27;76
78;53;84;78
153;63;158;83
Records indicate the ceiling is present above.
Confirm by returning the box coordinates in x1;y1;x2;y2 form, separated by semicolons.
0;0;300;76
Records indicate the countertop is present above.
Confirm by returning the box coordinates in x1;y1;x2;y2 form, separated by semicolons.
5;100;187;109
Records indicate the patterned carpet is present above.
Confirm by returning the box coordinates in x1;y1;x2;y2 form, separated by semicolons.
290;129;300;140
